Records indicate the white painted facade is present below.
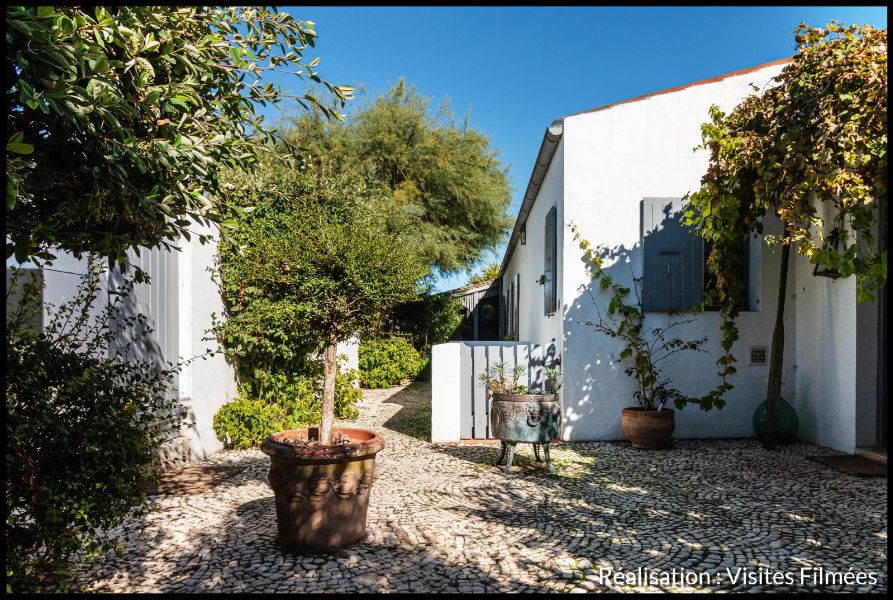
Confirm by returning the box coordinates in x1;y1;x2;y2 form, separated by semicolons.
8;224;361;462
489;59;884;453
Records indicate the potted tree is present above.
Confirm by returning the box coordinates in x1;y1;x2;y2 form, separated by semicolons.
479;362;562;473
224;167;426;550
573;227;709;449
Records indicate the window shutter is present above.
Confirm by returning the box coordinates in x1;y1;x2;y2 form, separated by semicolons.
544;206;557;315
513;273;520;340
642;198;703;311
506;278;513;339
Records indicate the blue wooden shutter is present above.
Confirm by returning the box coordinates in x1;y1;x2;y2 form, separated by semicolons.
544;207;557;315
513;273;520;340
642;198;703;311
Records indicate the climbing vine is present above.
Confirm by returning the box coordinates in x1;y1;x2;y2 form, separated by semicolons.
572;225;710;411
685;22;887;444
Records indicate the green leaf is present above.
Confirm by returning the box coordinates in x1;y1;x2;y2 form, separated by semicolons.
8;142;34;155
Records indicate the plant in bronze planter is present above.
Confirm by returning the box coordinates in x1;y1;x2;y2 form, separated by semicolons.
219;165;427;550
479;362;562;473
573;225;709;449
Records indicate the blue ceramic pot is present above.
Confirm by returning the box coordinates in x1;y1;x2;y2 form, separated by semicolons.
753;397;799;444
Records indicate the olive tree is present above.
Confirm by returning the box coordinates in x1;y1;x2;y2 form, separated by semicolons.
217;162;427;443
686;22;886;447
6;6;353;265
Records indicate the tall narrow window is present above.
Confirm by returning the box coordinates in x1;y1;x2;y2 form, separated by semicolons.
544;206;557;315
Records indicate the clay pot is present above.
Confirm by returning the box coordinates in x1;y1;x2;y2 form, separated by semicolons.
621;407;675;449
260;427;384;551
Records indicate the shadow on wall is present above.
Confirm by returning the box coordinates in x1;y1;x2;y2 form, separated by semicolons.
108;267;191;460
561;202;765;442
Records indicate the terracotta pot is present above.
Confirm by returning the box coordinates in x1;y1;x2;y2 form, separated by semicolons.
621;407;675;449
260;427;385;551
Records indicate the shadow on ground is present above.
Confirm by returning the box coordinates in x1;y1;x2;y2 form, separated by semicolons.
380;382;432;442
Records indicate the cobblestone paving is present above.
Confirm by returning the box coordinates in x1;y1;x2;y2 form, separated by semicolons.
78;383;887;593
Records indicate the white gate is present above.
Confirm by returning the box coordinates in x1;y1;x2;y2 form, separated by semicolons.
431;340;558;441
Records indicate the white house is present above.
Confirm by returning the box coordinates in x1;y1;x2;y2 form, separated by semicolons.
7;221;360;463
433;58;886;456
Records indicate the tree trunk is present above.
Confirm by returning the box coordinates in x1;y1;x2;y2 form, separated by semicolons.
763;241;791;450
319;333;338;445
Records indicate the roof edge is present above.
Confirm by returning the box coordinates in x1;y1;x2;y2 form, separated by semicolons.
498;119;564;280
564;56;793;119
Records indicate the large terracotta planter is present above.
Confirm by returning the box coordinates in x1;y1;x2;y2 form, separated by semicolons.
260;427;384;551
490;393;561;473
621;407;675;449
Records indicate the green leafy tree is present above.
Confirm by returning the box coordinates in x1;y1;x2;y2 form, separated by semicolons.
217;160;427;443
283;80;514;274
468;262;501;285
685;22;887;447
6;6;353;265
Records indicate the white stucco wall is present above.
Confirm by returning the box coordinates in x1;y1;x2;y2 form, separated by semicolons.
793;267;858;452
557;61;798;441
182;222;238;459
792;196;881;454
9;229;239;462
501;140;566;363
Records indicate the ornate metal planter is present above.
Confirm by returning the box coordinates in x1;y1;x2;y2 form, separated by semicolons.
489;393;561;474
261;427;384;551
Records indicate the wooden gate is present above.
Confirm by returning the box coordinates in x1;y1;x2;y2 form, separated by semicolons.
458;341;557;439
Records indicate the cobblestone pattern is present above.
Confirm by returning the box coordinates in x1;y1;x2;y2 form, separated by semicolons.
77;383;887;593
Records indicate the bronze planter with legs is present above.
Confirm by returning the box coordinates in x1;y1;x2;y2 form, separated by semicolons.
490;393;561;474
261;427;384;551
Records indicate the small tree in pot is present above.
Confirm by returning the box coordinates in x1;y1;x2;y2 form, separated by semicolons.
573;226;709;449
220;163;426;550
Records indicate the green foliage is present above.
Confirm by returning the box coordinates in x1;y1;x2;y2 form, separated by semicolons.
282;80;514;274
685;22;887;405
215;157;426;441
5;264;180;592
6;6;352;265
387;292;465;350
216;164;427;349
212;370;361;449
468;262;502;285
359;337;423;388
213;396;296;451
572;225;710;411
478;361;529;395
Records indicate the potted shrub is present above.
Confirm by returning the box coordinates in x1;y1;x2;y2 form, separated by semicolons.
220;168;426;550
573;227;709;449
479;362;562;473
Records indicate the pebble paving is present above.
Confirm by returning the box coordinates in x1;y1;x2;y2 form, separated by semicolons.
77;382;887;593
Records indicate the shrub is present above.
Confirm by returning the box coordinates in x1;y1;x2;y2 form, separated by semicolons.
5;265;180;592
213;369;361;449
359;337;422;388
414;355;432;382
388;292;465;349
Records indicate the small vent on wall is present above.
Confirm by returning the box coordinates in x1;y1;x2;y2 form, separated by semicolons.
750;346;768;365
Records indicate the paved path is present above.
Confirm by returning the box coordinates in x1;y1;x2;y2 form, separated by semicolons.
78;383;887;593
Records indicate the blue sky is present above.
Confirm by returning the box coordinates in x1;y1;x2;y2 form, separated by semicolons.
260;6;887;292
